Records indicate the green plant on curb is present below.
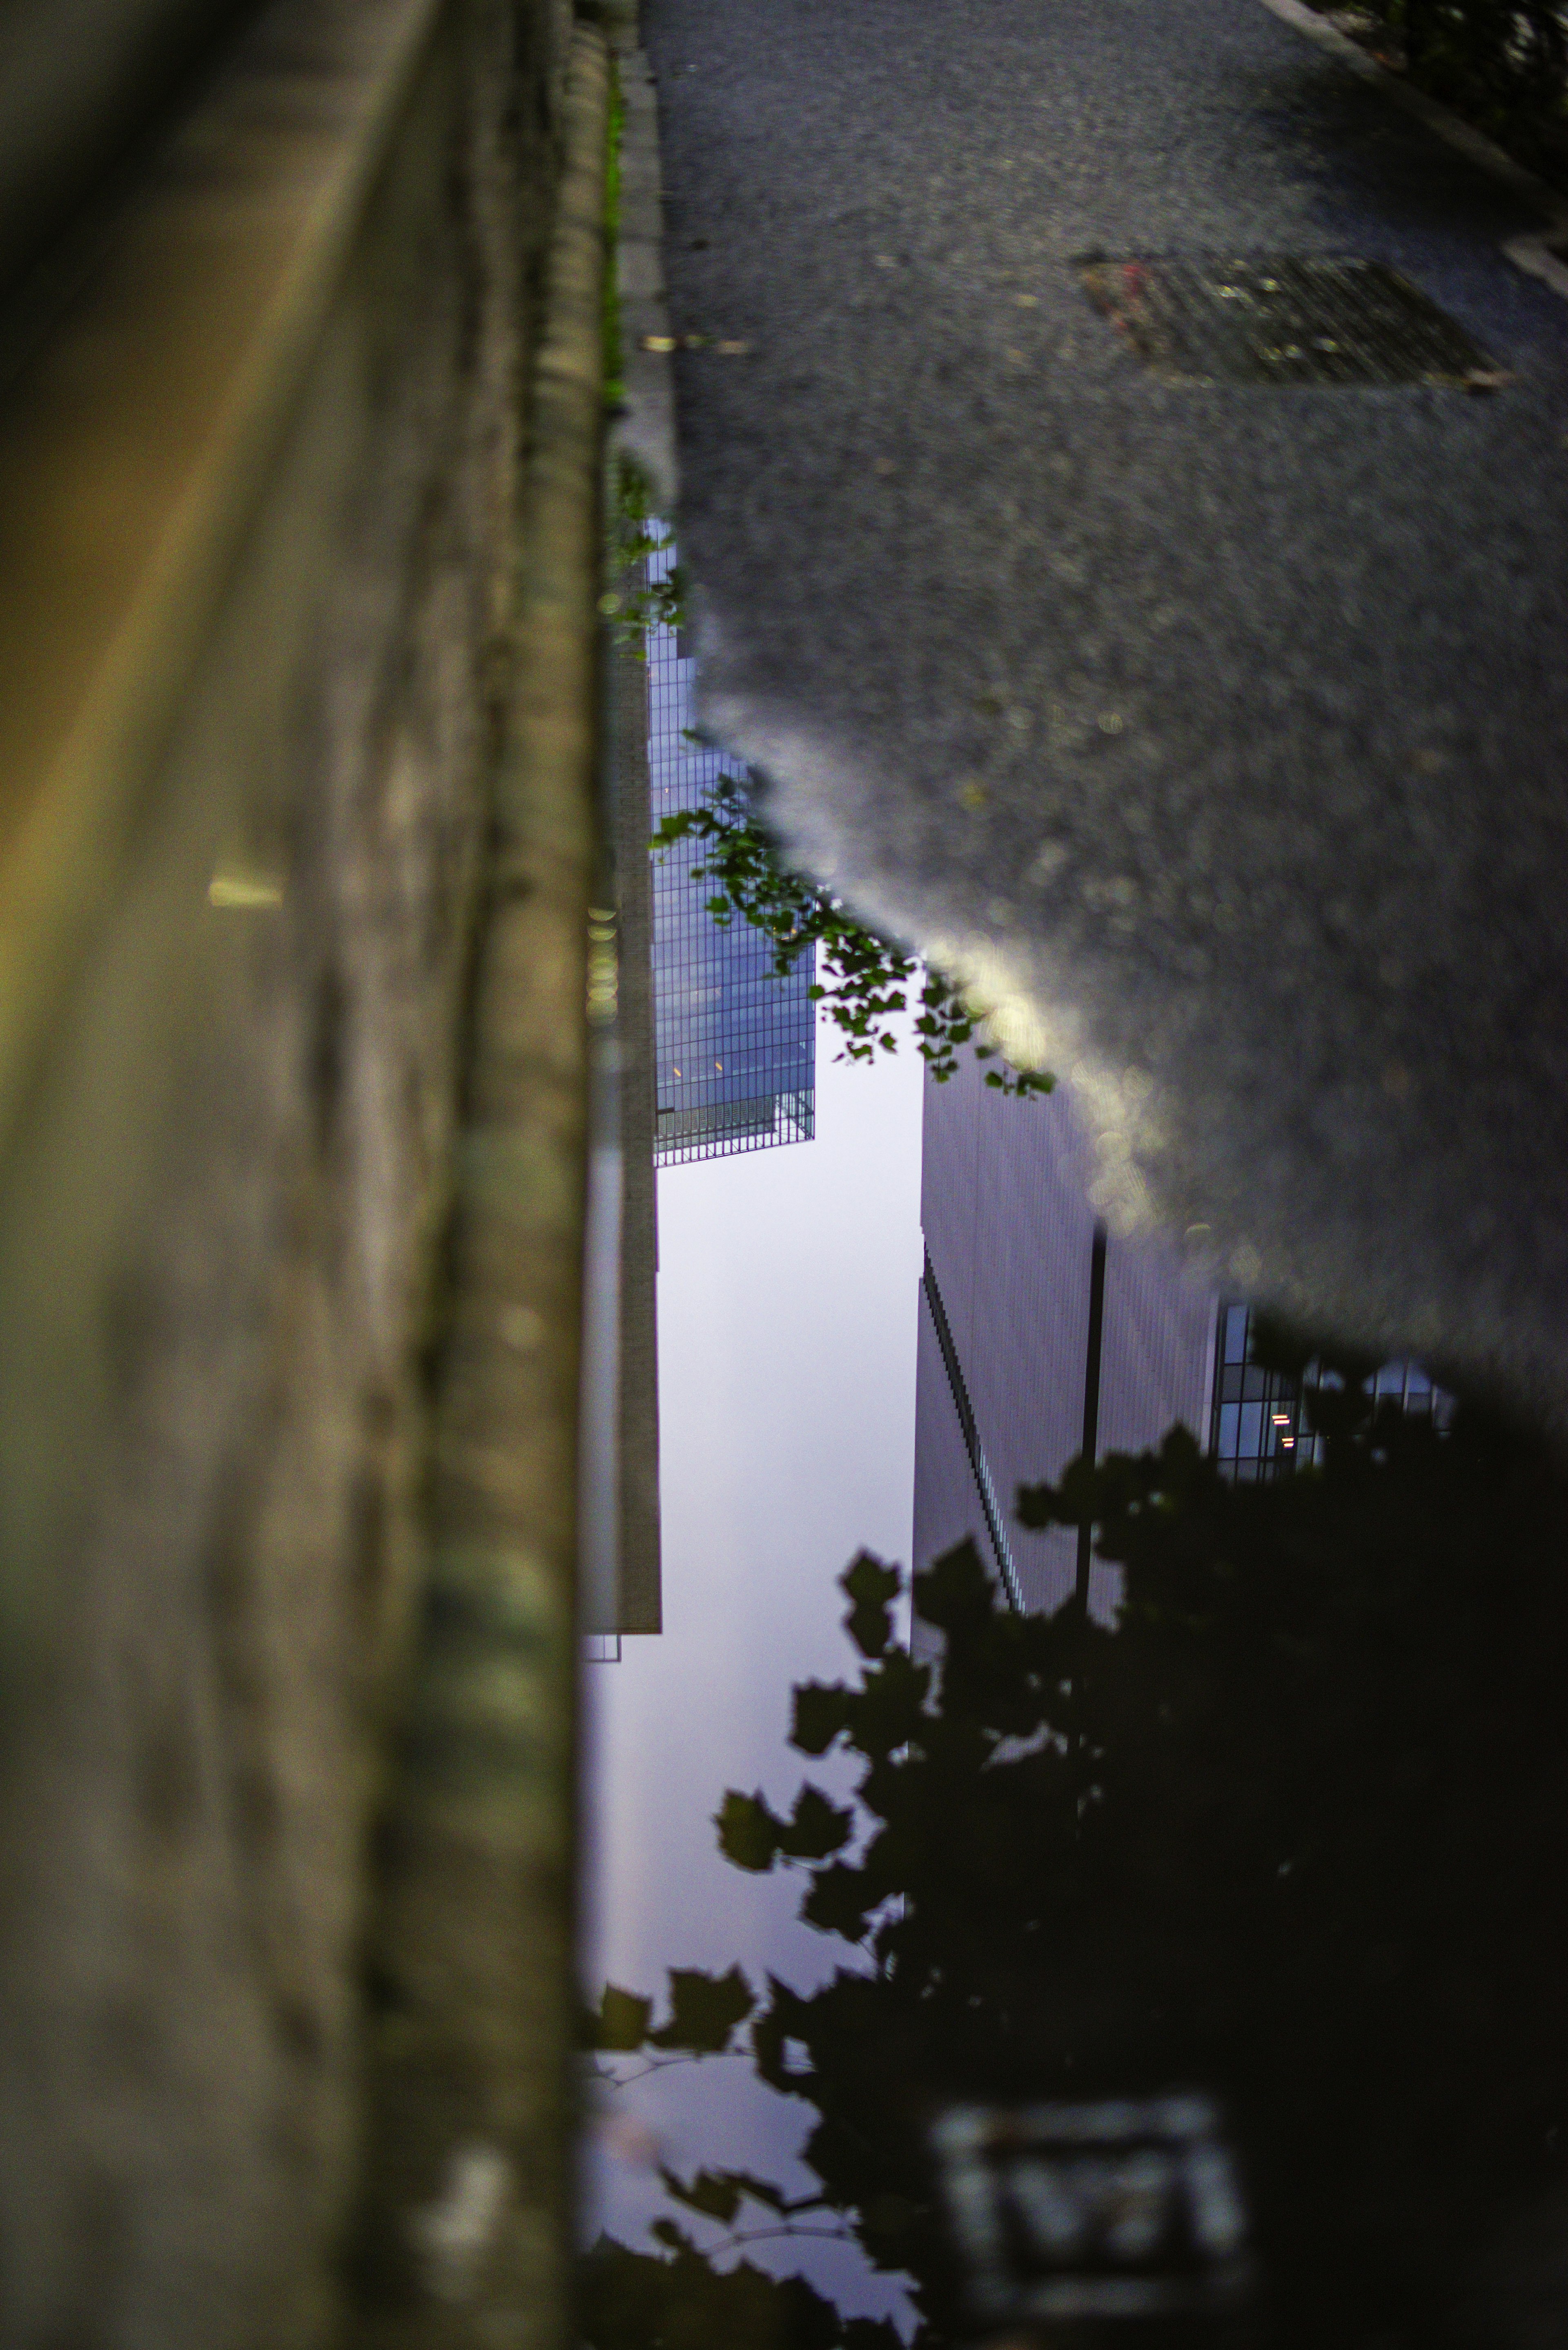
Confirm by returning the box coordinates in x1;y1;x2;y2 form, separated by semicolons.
601;458;685;652
1352;0;1568;177
599;91;684;643
651;773;1054;1095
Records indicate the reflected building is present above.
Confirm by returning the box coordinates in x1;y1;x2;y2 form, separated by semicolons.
911;1052;1454;1637
913;1051;1216;1628
584;535;821;1650
647;542;815;1166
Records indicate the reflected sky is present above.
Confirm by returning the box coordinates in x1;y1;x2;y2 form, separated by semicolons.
581;1024;923;2325
577;686;1568;2341
587;341;1568;2342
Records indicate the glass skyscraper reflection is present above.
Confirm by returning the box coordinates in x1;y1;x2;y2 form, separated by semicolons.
646;540;815;1166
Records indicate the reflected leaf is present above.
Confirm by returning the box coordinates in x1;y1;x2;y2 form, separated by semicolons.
800;1861;877;1942
651;1964;755;2053
661;2164;810;2223
791;1680;855;1757
661;2166;744;2224
779;1785;855;1863
841;1550;901;1659
588;1984;654;2049
716;1789;786;1872
907;1535;994;1633
647;774;1053;1095
837;1648;930;1764
581;2232;907;2350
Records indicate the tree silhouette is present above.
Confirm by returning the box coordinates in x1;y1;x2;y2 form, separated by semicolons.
584;1347;1568;2348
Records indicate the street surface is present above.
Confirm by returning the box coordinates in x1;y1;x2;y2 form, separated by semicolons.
644;0;1568;1428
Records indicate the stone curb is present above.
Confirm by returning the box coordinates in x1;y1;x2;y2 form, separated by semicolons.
606;11;680;508
345;19;610;2348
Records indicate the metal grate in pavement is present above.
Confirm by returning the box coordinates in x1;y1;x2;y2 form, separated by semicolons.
1077;255;1508;388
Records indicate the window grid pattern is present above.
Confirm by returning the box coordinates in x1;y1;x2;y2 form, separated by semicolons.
1210;1302;1454;1482
645;535;815;1166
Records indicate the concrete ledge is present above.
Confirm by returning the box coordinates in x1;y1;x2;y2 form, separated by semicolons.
345;22;609;2348
609;38;679;508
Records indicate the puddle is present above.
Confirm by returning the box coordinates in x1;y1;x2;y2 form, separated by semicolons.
577;528;1568;2348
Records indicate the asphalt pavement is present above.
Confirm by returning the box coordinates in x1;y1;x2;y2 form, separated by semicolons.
642;0;1568;1430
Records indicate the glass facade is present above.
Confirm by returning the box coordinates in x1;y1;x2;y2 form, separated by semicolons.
1209;1300;1453;1480
645;537;816;1166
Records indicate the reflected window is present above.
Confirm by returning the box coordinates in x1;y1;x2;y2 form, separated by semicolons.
645;535;817;1165
1209;1302;1452;1480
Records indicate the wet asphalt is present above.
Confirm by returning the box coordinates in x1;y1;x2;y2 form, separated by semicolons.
641;0;1568;1429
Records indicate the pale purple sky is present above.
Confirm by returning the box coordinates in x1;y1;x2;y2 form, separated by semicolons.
580;1012;924;2324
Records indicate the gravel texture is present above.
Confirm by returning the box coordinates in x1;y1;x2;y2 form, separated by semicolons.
643;0;1568;1427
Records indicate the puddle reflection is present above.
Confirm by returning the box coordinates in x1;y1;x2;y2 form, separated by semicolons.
582;527;1568;2348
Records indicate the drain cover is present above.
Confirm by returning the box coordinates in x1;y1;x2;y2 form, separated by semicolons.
1078;255;1507;387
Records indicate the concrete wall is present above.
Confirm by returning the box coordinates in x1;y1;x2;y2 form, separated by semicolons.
0;0;589;2338
0;0;260;305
